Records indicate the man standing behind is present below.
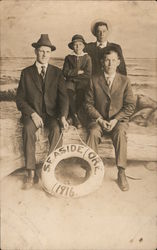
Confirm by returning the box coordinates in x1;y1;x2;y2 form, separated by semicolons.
85;45;136;191
16;34;69;189
85;19;127;76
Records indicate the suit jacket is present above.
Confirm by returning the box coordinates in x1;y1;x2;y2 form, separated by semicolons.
85;73;136;122
16;63;68;119
85;42;127;76
62;54;92;90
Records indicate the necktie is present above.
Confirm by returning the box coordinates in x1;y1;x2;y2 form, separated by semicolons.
106;77;112;89
40;66;46;93
40;66;46;79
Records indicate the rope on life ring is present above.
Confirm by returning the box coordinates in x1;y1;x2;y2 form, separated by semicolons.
41;127;105;198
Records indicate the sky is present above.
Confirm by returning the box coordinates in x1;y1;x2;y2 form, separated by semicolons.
1;0;157;58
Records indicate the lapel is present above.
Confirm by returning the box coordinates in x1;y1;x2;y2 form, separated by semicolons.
91;42;99;58
110;73;121;96
95;42;100;56
98;74;110;98
30;64;42;92
68;55;77;67
107;41;110;47
44;64;54;91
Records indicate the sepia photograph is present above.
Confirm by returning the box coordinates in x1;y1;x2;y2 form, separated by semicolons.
0;0;157;249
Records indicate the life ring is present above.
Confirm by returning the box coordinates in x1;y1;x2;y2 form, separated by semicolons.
41;144;105;198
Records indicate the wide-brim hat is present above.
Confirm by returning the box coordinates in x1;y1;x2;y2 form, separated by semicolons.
68;34;86;50
91;19;111;36
32;34;56;51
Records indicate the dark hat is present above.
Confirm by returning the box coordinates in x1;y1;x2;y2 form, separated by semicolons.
101;45;122;59
68;34;86;50
32;34;56;51
91;19;111;36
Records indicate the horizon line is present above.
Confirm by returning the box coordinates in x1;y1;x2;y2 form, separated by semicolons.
0;56;157;60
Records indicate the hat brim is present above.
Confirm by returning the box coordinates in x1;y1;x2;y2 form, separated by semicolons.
68;40;86;50
32;43;56;51
91;19;111;36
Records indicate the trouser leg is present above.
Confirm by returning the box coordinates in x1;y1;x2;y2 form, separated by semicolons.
67;89;76;116
75;89;84;113
23;117;38;170
46;117;62;154
110;122;128;168
86;122;102;153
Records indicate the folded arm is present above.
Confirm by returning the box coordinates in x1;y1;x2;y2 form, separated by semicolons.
63;57;78;78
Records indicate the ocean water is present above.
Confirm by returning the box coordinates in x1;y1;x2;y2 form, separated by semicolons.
0;57;157;99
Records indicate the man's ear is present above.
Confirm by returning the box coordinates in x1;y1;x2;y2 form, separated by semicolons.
34;48;37;55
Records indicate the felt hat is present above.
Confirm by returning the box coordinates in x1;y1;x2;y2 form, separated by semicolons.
68;34;86;49
32;34;56;51
91;19;111;36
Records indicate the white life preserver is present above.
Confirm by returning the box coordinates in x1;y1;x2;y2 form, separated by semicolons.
41;144;105;198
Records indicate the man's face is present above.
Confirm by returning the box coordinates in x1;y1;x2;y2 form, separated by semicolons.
73;41;85;55
96;25;109;43
103;51;120;75
35;46;51;64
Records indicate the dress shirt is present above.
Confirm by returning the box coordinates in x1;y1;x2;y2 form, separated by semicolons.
36;61;48;74
104;72;116;89
97;41;108;48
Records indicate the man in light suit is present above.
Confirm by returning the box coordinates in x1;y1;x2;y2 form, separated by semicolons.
16;34;69;189
85;45;136;191
85;19;127;76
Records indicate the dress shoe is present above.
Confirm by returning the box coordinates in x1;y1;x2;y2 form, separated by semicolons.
22;170;35;190
117;168;129;191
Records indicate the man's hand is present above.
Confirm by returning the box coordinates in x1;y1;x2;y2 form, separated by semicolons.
78;70;84;75
108;119;118;131
31;112;44;129
61;116;69;130
98;118;111;132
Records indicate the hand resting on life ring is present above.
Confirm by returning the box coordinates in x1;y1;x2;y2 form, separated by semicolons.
41;144;105;198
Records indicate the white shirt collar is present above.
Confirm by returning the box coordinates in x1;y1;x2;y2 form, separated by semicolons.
104;72;116;79
97;41;107;48
36;61;48;73
104;72;116;89
71;51;87;57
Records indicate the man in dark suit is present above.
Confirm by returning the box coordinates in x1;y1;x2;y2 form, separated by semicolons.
85;19;127;76
16;34;69;189
85;45;136;191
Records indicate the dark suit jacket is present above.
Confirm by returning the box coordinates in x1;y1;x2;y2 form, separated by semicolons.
16;64;68;119
85;42;127;76
85;73;136;122
63;54;92;90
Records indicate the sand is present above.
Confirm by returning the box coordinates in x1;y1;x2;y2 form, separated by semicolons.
1;161;157;250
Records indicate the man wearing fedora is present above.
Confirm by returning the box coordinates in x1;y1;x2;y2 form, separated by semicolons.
16;34;69;189
85;19;127;76
85;45;136;191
